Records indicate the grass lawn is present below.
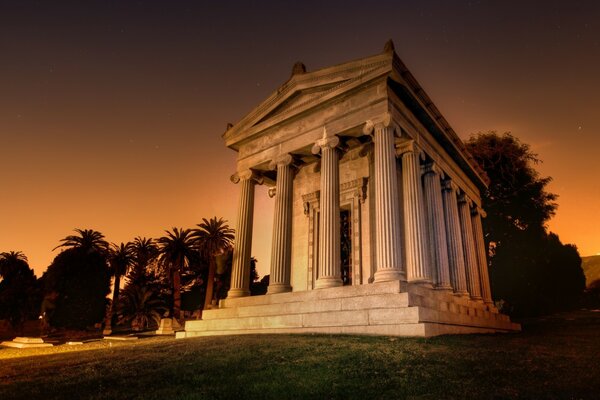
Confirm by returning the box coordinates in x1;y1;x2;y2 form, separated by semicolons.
1;310;599;400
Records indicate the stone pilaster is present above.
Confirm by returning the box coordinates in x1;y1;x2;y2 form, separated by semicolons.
312;133;342;289
441;180;469;296
399;141;431;284
267;154;294;294
457;193;482;300
471;206;493;305
422;163;452;290
365;120;404;282
228;170;261;298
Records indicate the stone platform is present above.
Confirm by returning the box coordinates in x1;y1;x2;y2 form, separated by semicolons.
176;281;520;338
1;337;53;348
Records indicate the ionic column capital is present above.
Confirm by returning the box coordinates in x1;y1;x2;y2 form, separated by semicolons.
470;205;487;218
441;178;459;193
363;113;400;136
422;161;444;177
231;170;264;185
311;128;340;154
457;192;473;207
268;153;295;170
396;140;425;160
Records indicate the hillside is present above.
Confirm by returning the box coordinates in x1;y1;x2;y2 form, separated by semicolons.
582;255;600;287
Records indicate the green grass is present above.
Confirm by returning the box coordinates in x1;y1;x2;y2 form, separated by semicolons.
1;311;600;400
582;255;600;287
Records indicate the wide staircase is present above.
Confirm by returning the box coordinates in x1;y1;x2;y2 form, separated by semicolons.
176;281;520;338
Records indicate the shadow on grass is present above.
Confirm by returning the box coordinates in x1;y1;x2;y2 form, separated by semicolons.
1;310;599;399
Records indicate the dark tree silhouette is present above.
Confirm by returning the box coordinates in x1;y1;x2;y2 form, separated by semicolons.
43;247;111;329
0;251;39;330
105;242;135;330
466;132;585;316
128;237;158;285
157;228;196;321
54;228;109;255
192;217;234;309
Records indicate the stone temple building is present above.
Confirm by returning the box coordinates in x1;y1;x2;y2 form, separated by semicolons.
178;41;520;338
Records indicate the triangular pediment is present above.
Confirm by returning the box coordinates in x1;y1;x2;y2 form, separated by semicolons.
223;51;394;147
255;81;345;124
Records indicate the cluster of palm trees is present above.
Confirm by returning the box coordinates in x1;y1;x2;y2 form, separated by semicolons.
52;217;234;330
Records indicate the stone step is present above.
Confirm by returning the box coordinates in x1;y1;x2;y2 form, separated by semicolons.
185;307;422;333
203;292;410;320
177;321;509;339
219;280;404;308
184;303;519;336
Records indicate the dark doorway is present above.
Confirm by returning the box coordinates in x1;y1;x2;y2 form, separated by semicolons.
340;209;352;285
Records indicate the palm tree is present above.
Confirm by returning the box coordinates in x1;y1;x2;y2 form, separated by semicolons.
192;217;234;310
119;285;166;331
0;251;37;330
0;251;28;278
156;228;196;321
129;237;158;283
54;228;109;255
106;242;135;330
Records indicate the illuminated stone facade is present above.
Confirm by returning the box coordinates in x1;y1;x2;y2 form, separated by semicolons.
178;41;519;338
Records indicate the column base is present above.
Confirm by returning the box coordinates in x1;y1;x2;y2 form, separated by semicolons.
315;277;343;289
227;288;251;298
267;284;292;294
453;290;470;297
470;295;483;302
374;269;405;283
434;284;453;291
408;278;433;288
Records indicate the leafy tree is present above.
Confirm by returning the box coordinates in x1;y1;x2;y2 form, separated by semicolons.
466;132;585;316
192;217;234;309
0;251;39;330
157;228;196;321
106;242;135;328
43;247;111;329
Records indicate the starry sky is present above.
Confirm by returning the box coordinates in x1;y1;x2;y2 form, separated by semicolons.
1;0;599;278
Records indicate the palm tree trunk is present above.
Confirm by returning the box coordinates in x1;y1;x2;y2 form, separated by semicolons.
173;270;181;321
204;257;216;310
111;274;121;327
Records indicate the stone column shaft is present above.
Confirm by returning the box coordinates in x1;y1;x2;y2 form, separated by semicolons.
228;172;257;298
458;194;482;300
313;134;342;289
268;155;294;294
471;208;493;304
371;123;404;282
401;144;431;284
442;180;469;296
423;164;452;290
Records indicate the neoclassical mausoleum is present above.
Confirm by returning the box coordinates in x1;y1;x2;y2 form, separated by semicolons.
178;41;519;338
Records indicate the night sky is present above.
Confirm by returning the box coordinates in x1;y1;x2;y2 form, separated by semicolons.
1;1;599;277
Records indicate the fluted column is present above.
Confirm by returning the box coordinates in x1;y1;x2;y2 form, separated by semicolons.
228;170;260;298
458;193;482;300
400;142;431;284
312;133;342;289
267;154;294;294
471;206;493;305
441;180;469;296
365;120;404;282
422;163;452;290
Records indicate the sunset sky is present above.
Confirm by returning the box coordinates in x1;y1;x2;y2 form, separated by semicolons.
1;1;599;278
